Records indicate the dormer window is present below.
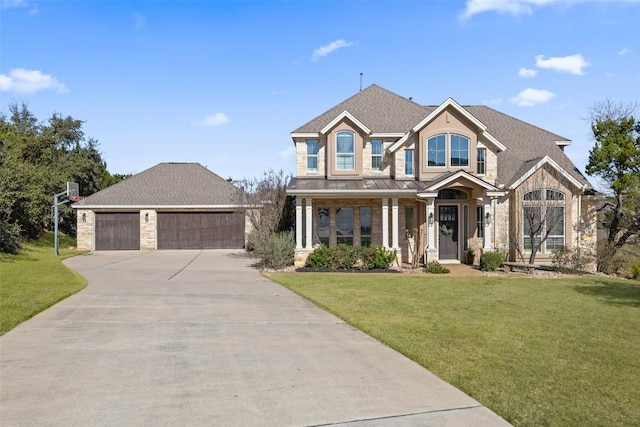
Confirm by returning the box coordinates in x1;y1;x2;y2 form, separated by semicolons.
336;131;355;170
307;140;318;171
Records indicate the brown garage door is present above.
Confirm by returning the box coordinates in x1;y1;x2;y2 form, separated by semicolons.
157;212;244;249
95;212;140;250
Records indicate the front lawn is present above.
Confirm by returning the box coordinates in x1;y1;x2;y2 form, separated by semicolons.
0;233;87;335
269;273;640;426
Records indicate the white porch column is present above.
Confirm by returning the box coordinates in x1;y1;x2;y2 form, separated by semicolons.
391;198;399;249
295;198;303;249
305;198;313;249
382;198;389;248
426;198;436;250
483;197;492;250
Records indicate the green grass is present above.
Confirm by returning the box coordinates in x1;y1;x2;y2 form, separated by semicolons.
269;273;640;426
1;233;87;335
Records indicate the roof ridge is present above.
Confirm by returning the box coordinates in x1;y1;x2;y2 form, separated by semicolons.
470;105;570;142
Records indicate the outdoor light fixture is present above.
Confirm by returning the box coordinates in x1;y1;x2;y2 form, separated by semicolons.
485;211;491;222
82;213;86;223
428;212;434;225
145;212;149;223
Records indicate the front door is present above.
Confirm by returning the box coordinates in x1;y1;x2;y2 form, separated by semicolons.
438;205;458;260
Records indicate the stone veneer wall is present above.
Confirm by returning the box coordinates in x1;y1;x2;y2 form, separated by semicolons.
140;210;156;250
579;198;598;273
76;209;94;250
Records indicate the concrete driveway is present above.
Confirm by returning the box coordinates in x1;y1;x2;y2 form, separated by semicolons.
0;250;509;426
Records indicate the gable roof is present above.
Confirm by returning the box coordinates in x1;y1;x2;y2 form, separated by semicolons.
72;163;240;208
418;170;506;197
293;84;429;135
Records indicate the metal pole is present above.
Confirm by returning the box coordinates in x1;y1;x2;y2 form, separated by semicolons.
54;193;59;256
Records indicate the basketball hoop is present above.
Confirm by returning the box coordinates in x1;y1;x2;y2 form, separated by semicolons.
69;195;86;202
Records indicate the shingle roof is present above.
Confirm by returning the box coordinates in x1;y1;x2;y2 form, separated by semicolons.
287;177;430;194
293;85;591;189
73;163;239;207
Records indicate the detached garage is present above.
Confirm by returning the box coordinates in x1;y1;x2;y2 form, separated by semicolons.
73;163;249;251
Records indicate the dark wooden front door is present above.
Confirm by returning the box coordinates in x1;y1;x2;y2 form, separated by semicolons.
95;212;140;250
157;212;244;249
438;205;458;260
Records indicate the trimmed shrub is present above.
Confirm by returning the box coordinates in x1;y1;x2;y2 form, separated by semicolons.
304;245;396;270
0;220;22;254
631;260;640;280
423;261;450;274
246;230;294;270
480;251;503;271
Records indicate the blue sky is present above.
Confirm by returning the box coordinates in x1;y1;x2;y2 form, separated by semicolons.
1;0;638;187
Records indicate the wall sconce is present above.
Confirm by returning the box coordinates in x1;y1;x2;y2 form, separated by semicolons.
82;213;86;223
428;212;434;225
485;211;491;223
145;213;149;223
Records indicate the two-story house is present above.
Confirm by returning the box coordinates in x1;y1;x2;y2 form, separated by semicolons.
287;85;597;270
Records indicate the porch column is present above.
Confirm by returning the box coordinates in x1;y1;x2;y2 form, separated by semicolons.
483;197;492;250
295;198;303;249
304;198;313;249
426;198;436;250
391;198;399;249
382;198;389;248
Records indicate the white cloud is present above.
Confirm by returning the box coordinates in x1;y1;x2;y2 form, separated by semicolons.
278;145;296;158
483;97;503;105
618;47;633;55
311;39;354;62
0;68;67;93
133;13;146;30
195;113;230;127
535;54;590;75
1;0;37;14
461;0;640;19
510;88;555;106
518;67;538;78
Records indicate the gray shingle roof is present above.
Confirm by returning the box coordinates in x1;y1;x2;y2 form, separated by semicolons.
73;163;240;207
293;85;591;189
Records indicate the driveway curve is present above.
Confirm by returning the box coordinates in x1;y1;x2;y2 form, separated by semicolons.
1;250;509;426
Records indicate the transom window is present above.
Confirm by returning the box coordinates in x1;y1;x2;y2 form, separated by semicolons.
336;131;355;170
437;189;468;200
427;134;446;167
371;140;383;171
307;140;318;171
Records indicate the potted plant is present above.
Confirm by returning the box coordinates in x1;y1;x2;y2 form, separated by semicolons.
465;247;476;265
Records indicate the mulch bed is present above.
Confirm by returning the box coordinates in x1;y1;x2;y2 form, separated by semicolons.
295;267;401;273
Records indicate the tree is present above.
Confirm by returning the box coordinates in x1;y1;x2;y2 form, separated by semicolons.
0;102;109;250
586;100;640;268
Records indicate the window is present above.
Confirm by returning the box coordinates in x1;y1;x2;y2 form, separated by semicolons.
307;140;318;171
360;207;372;246
463;205;469;250
336;207;354;245
405;149;414;175
437;189;468;200
405;207;414;238
477;147;486;175
450;134;469;167
371;140;383;171
522;190;565;252
317;207;330;246
427;134;446;167
336;131;355;170
477;206;484;239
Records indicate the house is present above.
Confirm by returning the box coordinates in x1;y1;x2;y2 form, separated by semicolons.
73;162;250;251
287;85;598;270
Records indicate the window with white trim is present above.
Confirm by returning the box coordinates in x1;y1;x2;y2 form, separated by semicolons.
427;134;446;167
371;140;383;171
522;189;565;252
405;149;414;175
450;134;469;167
307;140;318;171
336;131;355;170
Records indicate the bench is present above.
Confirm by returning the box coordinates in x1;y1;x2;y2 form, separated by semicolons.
501;262;556;272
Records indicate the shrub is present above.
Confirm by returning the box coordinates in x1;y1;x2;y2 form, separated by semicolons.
480;251;503;271
423;261;450;274
631;260;640;280
304;245;397;270
0;220;22;254
552;246;596;272
246;230;294;270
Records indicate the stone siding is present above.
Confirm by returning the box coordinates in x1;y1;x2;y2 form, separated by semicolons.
140;210;156;250
76;209;94;250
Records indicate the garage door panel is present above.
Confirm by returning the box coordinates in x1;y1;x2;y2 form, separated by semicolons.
95;213;140;250
158;212;244;250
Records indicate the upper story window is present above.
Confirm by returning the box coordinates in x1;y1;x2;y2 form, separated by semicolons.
336;131;355;170
371;140;383;171
477;147;486;175
405;149;414;175
427;134;446;167
307;140;318;171
450;134;469;167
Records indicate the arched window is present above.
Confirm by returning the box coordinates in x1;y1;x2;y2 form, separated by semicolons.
437;189;468;200
336;131;355;170
450;134;469;167
427;134;446;167
426;134;470;168
522;189;566;252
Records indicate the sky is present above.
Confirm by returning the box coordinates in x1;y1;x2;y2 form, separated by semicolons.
1;0;639;189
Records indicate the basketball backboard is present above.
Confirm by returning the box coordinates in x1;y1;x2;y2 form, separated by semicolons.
67;182;79;197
